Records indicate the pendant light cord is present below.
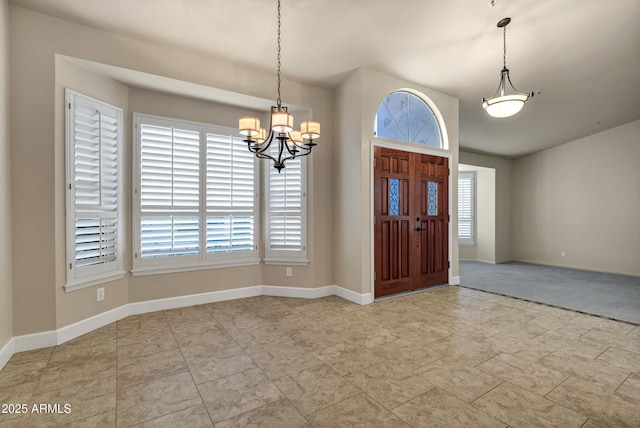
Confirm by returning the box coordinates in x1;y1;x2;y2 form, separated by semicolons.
276;0;282;108
502;24;507;69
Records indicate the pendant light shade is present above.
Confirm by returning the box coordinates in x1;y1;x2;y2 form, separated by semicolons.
271;111;294;133
300;121;320;139
239;116;261;136
483;94;528;118
482;18;534;118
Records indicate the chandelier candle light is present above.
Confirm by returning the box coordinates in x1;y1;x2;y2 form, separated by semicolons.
239;0;320;172
482;17;534;118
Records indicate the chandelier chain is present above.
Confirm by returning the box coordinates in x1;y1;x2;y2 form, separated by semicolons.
276;0;282;108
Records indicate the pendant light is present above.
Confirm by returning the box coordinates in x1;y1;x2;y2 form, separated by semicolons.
239;0;320;172
482;17;534;118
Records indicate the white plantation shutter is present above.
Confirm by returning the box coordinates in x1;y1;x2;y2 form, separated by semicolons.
66;90;123;290
458;171;475;245
138;121;200;259
206;130;256;255
133;115;258;273
265;146;307;263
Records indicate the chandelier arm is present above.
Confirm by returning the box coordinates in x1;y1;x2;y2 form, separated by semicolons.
246;130;277;156
246;137;278;163
283;139;303;157
278;146;312;166
294;146;312;158
248;143;273;156
275;134;287;164
284;146;298;157
254;152;277;162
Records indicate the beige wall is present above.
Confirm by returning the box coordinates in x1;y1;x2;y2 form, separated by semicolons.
333;69;365;293
334;68;460;296
10;6;57;335
459;165;496;263
0;0;12;350
459;151;513;263
513;119;640;276
10;6;334;336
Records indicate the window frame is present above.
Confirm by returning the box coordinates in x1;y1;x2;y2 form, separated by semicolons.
132;113;260;276
263;153;308;265
65;89;125;291
458;171;476;246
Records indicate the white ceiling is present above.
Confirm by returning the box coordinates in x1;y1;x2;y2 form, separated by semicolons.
10;0;640;158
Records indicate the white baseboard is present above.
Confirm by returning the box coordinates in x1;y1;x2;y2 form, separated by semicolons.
513;258;640;277
334;285;374;305
57;305;130;345
13;330;58;353
129;286;263;316
6;284;372;359
0;337;15;371
459;259;497;264
449;276;461;286
262;285;334;299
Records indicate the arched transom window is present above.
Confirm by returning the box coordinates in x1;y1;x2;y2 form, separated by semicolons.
374;91;442;148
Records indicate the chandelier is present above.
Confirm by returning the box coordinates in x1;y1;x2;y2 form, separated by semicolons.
482;17;534;118
238;0;320;172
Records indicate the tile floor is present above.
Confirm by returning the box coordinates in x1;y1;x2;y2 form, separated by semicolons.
1;286;639;427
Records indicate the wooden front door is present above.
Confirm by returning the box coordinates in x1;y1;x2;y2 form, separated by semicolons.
374;147;449;298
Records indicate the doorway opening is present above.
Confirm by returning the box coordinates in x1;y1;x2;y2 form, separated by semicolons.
458;163;496;264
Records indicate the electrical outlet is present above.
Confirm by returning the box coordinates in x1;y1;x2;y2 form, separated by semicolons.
561;250;566;257
97;287;105;302
286;267;292;277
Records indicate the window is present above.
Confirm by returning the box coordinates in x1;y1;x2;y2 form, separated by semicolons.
133;114;258;274
65;89;124;291
374;91;442;148
264;147;307;264
458;171;475;245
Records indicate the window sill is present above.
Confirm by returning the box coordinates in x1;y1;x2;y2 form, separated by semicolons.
263;258;309;267
64;271;126;293
132;258;261;276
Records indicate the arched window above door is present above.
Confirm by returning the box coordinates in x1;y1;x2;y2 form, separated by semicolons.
374;91;442;148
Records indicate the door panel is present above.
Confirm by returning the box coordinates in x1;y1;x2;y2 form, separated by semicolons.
415;154;449;288
374;148;414;297
374;147;448;298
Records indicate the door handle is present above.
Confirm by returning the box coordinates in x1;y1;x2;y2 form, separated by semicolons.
415;227;424;232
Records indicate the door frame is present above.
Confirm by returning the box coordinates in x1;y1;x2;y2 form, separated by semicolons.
370;139;454;299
